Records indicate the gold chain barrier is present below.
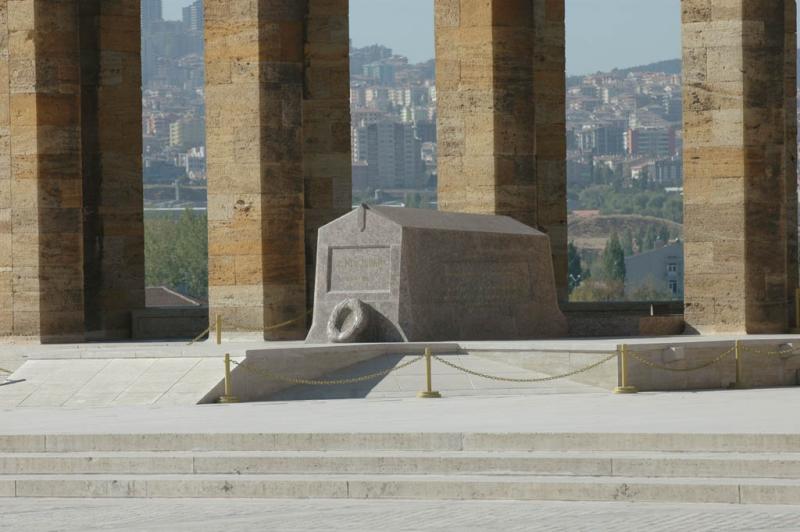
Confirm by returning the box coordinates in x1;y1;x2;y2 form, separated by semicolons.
625;345;736;373
431;352;618;383
214;339;800;403
617;340;800;392
217;349;615;403
741;344;800;357
230;355;423;387
188;310;313;346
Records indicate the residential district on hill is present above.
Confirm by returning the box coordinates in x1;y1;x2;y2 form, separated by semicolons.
138;0;694;301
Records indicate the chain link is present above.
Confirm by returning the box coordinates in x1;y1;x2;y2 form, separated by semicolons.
231;355;423;386
187;325;212;346
263;310;313;332
741;345;800;357
431;353;618;383
626;346;735;372
188;310;313;346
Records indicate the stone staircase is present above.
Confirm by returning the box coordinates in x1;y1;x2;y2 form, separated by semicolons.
1;432;800;503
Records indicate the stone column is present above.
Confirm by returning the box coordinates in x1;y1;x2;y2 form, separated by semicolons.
79;0;145;339
435;0;568;299
5;0;85;341
0;0;144;342
533;0;568;301
0;1;11;337
683;1;797;333
208;1;351;339
784;0;799;328
303;0;352;309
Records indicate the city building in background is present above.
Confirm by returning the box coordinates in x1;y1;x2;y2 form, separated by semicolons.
350;44;436;206
182;0;204;32
624;242;685;300
141;0;162;28
141;1;206;208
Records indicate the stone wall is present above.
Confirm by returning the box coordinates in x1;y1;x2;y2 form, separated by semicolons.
206;0;351;339
683;1;798;333
435;0;567;299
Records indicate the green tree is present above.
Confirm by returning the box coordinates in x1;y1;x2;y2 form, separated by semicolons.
567;241;588;294
145;209;208;299
628;277;673;302
622;229;635;256
658;225;670;244
404;192;423;208
602;232;626;282
643;225;658;251
571;279;625;302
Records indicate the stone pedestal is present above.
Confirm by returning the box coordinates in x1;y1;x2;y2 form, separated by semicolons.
306;206;567;343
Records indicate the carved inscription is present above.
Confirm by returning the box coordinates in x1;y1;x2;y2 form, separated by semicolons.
328;246;392;293
433;261;533;303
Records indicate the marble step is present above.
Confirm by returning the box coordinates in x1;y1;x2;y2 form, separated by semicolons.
2;473;800;504
2;451;800;479
5;432;800;453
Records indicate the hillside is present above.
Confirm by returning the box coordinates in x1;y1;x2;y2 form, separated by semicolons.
569;214;683;253
569;48;800;83
568;58;681;86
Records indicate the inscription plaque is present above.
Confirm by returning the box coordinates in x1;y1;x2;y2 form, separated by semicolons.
328;246;391;293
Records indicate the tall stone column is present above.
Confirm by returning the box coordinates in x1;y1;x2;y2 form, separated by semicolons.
303;0;352;309
79;0;145;339
683;1;797;333
5;0;85;341
784;0;799;328
435;0;568;299
533;0;568;301
0;0;144;342
206;0;350;339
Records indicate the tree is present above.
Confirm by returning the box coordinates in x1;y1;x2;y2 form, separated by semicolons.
404;192;424;209
622;229;635;256
602;232;626;282
628;277;673;302
658;225;671;245
571;279;625;302
145;209;208;299
567;241;587;294
643;225;658;251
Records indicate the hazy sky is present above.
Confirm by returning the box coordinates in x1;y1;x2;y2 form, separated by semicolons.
163;0;193;20
164;0;686;75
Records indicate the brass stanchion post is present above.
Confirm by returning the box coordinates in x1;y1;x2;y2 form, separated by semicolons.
220;353;239;404
795;288;800;332
613;344;638;394
417;348;441;398
215;314;222;345
733;340;746;389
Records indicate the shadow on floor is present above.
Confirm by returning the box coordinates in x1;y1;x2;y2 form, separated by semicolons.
268;354;417;401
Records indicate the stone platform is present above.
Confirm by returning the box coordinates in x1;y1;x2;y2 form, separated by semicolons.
2;335;800;407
